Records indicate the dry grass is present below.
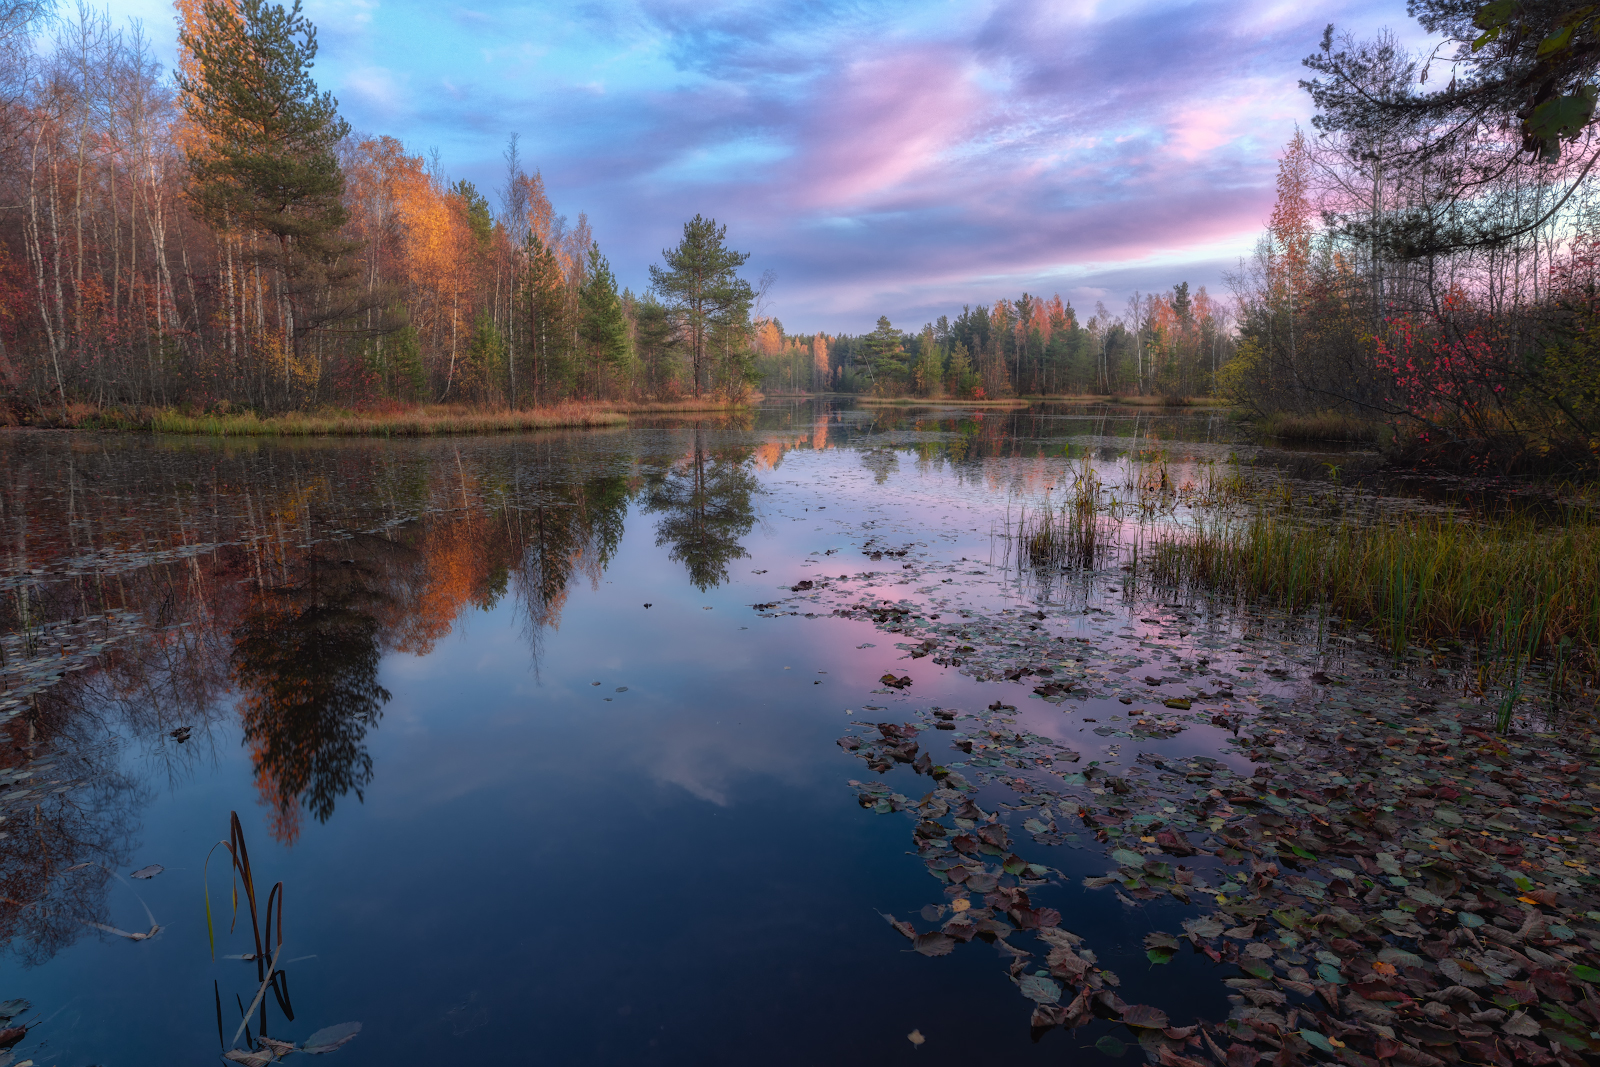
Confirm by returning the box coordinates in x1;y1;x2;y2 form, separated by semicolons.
1254;410;1391;444
149;404;629;437
3;397;768;437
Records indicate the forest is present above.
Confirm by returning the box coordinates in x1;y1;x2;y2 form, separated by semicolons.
753;286;1237;400
1222;7;1600;473
0;0;763;418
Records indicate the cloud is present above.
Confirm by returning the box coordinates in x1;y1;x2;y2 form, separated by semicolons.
93;0;1411;331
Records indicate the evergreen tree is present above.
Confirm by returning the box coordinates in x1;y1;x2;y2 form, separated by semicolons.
914;324;942;396
578;243;630;394
465;311;507;402
859;316;905;391
523;233;569;401
178;0;355;374
648;215;753;397
634;294;678;396
946;341;975;397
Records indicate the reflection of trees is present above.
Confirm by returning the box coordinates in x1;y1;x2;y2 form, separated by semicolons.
510;474;631;669
642;430;760;590
232;539;400;844
0;686;143;966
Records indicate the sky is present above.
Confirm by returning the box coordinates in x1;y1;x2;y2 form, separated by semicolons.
94;0;1419;334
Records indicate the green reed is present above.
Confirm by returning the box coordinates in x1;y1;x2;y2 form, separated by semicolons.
1139;504;1600;699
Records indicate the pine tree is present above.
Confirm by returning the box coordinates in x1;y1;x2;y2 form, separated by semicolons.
648;215;753;397
914;324;942;397
578;243;630;395
178;0;355;380
946;342;975;398
523;233;569;401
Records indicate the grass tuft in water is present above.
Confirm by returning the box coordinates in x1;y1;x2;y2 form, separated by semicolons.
1139;505;1600;700
1253;410;1391;444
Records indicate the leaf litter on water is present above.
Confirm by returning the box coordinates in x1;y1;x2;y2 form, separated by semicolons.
812;502;1600;1067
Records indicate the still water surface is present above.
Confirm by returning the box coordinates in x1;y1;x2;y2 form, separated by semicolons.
1;402;1361;1064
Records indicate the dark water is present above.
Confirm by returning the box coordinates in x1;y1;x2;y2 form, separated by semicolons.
0;402;1366;1065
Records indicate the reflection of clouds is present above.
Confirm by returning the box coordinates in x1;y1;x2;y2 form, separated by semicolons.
641;713;814;806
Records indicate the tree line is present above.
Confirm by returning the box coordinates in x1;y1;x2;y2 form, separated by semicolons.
753;289;1236;399
1225;3;1600;472
0;0;763;417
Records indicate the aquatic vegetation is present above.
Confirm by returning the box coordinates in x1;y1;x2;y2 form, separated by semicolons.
1253;411;1390;445
205;812;359;1063
1139;507;1600;688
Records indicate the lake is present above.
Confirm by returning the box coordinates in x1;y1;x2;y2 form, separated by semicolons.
3;401;1595;1067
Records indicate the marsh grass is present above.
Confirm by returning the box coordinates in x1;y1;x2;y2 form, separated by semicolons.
1254;410;1391;444
1139;505;1600;690
1006;460;1111;570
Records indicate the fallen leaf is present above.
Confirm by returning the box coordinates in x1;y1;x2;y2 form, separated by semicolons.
907;1029;925;1047
1095;1035;1127;1057
1120;1004;1169;1029
129;864;163;880
302;1022;362;1053
1019;974;1062;1003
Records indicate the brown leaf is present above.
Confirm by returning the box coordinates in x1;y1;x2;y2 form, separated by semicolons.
1120;1004;1170;1029
881;913;917;940
1225;1043;1260;1067
914;931;955;956
1158;1047;1209;1067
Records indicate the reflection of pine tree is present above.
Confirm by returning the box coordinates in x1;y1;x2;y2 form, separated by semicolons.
642;430;760;590
510;472;632;673
232;558;392;843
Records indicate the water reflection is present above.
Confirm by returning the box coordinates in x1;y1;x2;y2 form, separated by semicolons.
233;541;396;842
642;428;763;591
0;431;770;965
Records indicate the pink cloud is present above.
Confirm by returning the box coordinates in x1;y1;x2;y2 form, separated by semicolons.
789;48;984;209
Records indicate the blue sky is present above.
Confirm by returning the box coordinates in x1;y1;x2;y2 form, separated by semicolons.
102;0;1416;333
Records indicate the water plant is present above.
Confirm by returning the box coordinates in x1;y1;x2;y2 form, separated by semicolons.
204;811;359;1062
1138;502;1600;705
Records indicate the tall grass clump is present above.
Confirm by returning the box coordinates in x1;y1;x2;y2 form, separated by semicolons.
1255;410;1391;445
1142;506;1600;688
1006;459;1113;569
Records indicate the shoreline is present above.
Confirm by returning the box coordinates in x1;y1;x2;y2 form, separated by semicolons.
0;398;763;437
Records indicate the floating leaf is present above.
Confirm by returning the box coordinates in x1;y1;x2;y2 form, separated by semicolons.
0;1000;28;1022
907;1029;925;1047
914;932;955;957
223;1051;275;1067
1019;974;1062;1004
1120;1004;1168;1029
1298;1030;1334;1053
302;1022;362;1053
1095;1035;1127;1057
129;864;163;880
